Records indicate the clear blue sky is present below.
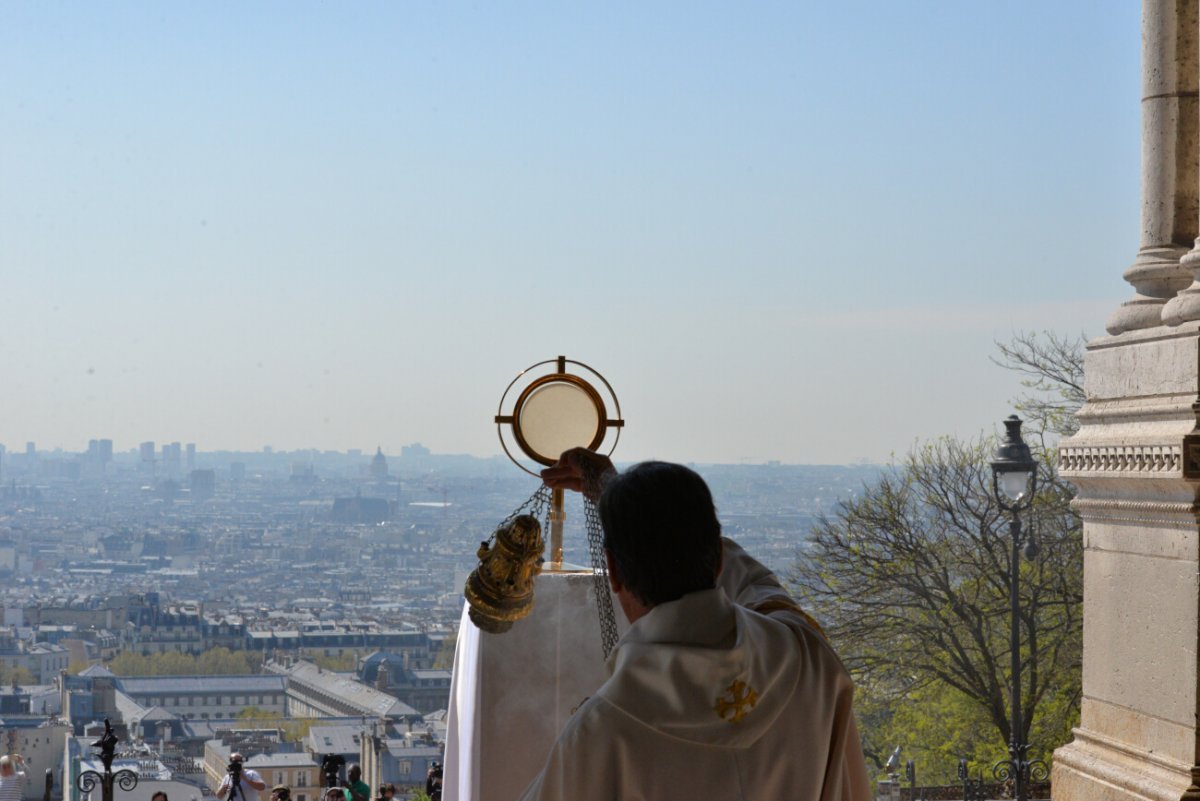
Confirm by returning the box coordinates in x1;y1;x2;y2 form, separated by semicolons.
0;2;1140;463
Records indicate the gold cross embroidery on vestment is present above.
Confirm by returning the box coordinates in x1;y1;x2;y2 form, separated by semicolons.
714;679;758;723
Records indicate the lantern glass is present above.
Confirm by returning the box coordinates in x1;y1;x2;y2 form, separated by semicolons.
998;470;1032;502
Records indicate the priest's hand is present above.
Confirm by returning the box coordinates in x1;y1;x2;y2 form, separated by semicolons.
541;447;616;501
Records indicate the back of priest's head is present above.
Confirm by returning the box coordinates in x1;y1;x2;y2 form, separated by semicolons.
598;461;722;607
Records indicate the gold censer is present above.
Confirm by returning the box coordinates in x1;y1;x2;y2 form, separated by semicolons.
463;513;545;633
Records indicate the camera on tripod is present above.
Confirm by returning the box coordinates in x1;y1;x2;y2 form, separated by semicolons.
222;757;247;801
320;754;346;787
426;761;443;801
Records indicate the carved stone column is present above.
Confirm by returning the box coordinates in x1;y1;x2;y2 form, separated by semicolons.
1054;324;1200;801
1107;0;1198;335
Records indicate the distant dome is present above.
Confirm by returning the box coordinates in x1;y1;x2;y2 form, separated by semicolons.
371;447;389;479
360;651;406;684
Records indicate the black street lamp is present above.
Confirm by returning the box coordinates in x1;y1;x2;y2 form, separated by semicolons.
989;415;1049;801
76;719;139;801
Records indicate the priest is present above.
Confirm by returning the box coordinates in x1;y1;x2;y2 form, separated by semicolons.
520;449;871;801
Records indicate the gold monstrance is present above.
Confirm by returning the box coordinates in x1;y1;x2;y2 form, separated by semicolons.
463;356;624;642
494;355;624;568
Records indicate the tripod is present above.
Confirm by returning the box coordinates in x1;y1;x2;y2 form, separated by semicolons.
224;763;245;801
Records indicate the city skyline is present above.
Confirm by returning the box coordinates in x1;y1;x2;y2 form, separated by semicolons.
2;3;1137;463
0;437;871;467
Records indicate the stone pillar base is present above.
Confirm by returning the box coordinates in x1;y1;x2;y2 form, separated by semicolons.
1055;323;1200;801
1109;246;1192;334
1054;731;1193;801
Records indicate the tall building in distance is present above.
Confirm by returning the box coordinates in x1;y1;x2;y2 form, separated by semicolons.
190;469;215;500
186;442;196;473
401;443;430;460
86;439;113;465
139;441;155;474
163;442;182;476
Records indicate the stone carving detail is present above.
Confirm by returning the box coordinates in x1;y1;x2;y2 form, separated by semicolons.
1071;498;1200;527
1058;445;1183;474
1073;498;1196;513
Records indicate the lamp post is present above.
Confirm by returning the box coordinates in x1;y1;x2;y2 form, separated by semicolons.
76;719;139;801
989;415;1048;801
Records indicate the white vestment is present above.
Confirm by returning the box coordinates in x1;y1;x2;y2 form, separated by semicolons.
519;538;871;801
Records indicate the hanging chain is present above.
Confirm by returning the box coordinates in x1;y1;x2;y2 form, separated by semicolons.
486;483;617;659
515;484;552;526
583;495;619;658
486;485;552;549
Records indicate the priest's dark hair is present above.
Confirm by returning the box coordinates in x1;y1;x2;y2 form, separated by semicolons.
598;461;722;606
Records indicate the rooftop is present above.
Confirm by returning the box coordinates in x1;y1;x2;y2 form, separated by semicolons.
245;752;316;768
275;661;418;719
305;726;361;755
120;675;285;694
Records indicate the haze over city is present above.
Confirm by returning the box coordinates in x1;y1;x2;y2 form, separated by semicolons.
2;3;1136;463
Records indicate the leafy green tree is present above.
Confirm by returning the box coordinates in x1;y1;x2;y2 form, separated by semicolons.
233;708;316;742
108;648;263;676
282;718;317;742
791;332;1086;785
0;663;36;686
311;652;358;671
198;647;260;674
235;706;275;721
108;652;151;675
992;330;1085;439
856;678;1005;780
156;652;196;674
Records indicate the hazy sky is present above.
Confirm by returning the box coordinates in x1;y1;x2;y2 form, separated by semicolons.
1;2;1139;464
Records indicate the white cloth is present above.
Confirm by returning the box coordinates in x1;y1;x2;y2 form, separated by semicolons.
519;538;871;801
218;768;264;801
444;602;482;801
444;571;623;801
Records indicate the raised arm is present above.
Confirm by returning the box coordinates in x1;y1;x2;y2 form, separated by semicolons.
718;537;827;639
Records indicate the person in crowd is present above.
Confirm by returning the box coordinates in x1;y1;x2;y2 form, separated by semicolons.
345;764;369;801
216;753;266;801
425;762;442;801
0;755;26;801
